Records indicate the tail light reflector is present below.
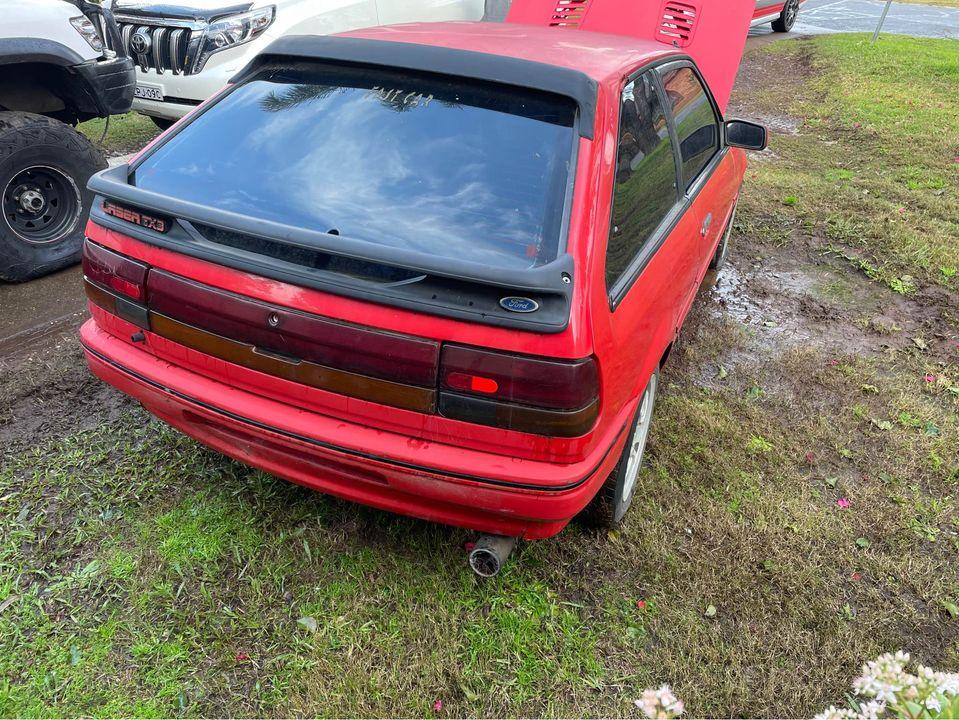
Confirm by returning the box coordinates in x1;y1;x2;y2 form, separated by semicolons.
82;240;148;301
440;345;597;409
439;345;599;437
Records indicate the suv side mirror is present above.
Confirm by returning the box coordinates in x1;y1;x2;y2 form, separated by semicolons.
725;120;768;151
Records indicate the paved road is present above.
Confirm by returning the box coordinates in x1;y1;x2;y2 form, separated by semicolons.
2;1;956;359
794;0;958;38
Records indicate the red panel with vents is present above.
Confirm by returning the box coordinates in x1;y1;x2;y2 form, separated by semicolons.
656;0;698;47
546;0;593;26
505;0;753;111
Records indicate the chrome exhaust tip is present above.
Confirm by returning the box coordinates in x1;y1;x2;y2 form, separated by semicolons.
468;534;518;577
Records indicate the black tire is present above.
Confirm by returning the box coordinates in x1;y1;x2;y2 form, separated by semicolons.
149;116;176;131
709;202;737;271
771;0;800;32
0;112;106;282
579;369;659;528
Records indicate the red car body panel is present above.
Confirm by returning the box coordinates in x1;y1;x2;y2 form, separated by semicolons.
503;0;753;111
80;14;751;539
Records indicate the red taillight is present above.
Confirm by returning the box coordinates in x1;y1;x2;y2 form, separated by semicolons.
440;345;597;409
439;345;599;437
82;240;148;301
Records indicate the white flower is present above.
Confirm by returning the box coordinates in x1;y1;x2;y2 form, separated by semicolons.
926;695;942;713
634;685;684;719
856;700;885;719
933;671;959;697
813;707;859;720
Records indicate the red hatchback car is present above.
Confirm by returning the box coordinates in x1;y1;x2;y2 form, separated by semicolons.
80;0;766;574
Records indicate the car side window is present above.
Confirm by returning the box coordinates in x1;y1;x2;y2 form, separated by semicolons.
660;66;720;190
605;73;678;292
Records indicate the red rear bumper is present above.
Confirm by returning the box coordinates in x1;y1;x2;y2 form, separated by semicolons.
81;319;627;539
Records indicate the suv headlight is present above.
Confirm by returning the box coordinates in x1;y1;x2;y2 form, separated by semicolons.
70;16;105;53
195;6;275;72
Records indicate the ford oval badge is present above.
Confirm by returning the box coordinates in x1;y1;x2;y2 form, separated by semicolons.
499;296;539;313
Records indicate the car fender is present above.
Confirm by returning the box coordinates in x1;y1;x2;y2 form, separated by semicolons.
1;0;103;61
0;38;87;68
262;0;380;39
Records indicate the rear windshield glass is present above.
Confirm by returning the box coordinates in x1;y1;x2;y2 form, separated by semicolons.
132;63;577;271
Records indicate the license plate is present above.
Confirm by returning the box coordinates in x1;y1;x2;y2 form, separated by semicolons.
134;84;164;101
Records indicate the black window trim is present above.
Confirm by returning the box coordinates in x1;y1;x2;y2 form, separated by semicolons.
606;55;728;311
659;59;724;193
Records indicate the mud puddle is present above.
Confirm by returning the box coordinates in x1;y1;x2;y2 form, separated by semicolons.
0;266;86;360
682;236;959;396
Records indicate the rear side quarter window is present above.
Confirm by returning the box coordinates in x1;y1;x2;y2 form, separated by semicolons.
604;73;679;292
660;66;720;190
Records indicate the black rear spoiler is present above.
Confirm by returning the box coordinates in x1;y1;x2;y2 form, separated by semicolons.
231;34;598;139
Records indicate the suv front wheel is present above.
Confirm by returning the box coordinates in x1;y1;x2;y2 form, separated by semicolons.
0;112;106;282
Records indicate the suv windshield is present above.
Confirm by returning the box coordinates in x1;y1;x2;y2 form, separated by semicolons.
132;63;577;271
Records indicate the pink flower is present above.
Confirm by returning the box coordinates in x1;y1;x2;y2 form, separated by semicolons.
828;359;840;366
805;451;816;464
433;700;444;712
837;498;851;509
851;572;862;581
235;653;250;662
898;207;906;214
853;122;862;129
636;600;647;610
924;375;937;383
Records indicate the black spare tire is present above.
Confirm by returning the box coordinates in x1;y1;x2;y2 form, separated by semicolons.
0;112;106;282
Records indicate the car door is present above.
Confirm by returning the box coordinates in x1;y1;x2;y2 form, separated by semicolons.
656;61;736;325
754;0;787;22
600;69;692;416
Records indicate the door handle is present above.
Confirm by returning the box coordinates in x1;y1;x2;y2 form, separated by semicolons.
701;213;713;237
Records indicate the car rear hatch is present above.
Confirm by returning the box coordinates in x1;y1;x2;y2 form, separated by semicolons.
84;37;602;453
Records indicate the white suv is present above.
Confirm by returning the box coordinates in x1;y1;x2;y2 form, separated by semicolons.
0;0;134;280
111;0;486;128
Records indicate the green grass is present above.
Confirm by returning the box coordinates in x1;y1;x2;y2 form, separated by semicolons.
744;34;959;293
1;34;958;718
78;112;158;157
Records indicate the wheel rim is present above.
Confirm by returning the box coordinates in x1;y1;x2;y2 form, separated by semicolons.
621;373;658;502
718;204;737;265
785;0;799;27
2;165;82;244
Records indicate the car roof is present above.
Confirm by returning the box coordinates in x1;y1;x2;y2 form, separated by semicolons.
338;21;680;87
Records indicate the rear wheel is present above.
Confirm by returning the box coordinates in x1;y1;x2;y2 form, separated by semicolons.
0;112;105;282
772;0;800;32
580;369;659;528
